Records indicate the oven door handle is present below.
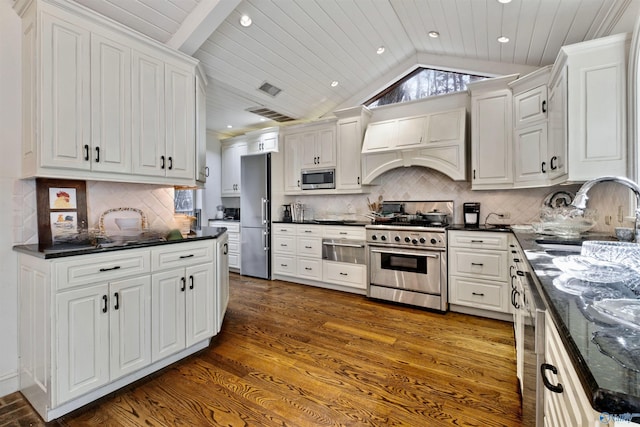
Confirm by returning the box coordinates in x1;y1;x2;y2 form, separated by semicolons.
370;249;439;258
322;242;365;248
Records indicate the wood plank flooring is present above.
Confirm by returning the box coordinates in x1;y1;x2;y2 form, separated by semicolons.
1;274;523;426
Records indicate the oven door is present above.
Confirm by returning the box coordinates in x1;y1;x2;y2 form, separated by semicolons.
369;246;442;294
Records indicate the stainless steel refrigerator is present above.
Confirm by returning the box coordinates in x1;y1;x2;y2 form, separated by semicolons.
240;153;271;279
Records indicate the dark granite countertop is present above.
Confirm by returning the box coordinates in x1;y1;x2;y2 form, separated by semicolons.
13;227;227;259
272;220;369;227
513;230;640;414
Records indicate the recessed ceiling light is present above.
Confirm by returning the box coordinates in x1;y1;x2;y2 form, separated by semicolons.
331;81;339;87
428;31;440;38
239;15;252;27
497;0;512;3
497;36;510;43
227;125;233;129
376;46;385;55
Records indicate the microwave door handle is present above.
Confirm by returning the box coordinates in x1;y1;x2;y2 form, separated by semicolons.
370;249;439;258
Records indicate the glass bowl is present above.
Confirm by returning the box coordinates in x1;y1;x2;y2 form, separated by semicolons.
540;207;597;237
581;240;640;271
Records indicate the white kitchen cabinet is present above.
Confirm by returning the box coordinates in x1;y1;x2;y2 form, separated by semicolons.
448;231;511;318
468;75;519;190
151;241;215;362
322;261;366;290
272;225;297;276
18;0;199;186
210;220;240;271
551;33;630;182
513;123;549;185
361;115;426;152
195;66;208;184
335;106;371;191
246;128;279;154
216;233;229;334
57;275;151;403
220;138;248;196
547;67;568;182
543;311;604;426
283;132;303;192
295;224;323;280
299;125;336;169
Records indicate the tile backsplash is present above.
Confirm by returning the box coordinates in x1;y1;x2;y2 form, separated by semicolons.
287;167;632;234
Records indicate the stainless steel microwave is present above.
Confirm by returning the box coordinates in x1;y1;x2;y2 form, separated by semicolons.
301;168;335;190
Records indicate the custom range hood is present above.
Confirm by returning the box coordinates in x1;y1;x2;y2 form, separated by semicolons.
360;107;467;183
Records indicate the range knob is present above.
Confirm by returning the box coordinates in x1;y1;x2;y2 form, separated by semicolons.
371;235;377;240
430;238;438;245
419;237;426;244
394;236;401;242
381;235;387;241
405;237;411;243
412;239;418;245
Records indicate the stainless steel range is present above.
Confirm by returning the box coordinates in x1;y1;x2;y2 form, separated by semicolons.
366;201;453;311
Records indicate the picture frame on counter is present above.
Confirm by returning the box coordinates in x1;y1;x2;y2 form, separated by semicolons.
36;178;88;249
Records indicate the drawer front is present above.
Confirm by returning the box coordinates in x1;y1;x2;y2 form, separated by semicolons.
323;261;366;289
322;226;366;240
209;221;240;233
448;231;509;250
56;249;151;290
227;231;239;243
228;253;240;269
297;258;322;280
274;254;296;276
227;240;240;255
273;225;297;235
449;276;508;312
296;236;322;258
296;225;322;237
449;248;508;281
151;241;214;271
273;235;296;254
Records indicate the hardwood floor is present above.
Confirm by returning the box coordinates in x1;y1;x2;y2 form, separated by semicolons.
1;273;523;426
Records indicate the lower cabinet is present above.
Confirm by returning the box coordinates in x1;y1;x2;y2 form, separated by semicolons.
448;230;511;319
209;220;240;271
18;238;223;422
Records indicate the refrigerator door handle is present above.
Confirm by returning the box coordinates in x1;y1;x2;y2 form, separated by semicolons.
263;229;270;251
261;198;270;225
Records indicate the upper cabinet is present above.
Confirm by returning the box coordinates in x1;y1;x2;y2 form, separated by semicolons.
335;106;371;191
17;0;199;186
246;128;279;155
195;65;208;185
220;137;247;197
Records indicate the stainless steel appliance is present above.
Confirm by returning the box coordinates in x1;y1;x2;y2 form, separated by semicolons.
366;201;452;311
301;168;335;190
240;153;271;279
322;239;366;264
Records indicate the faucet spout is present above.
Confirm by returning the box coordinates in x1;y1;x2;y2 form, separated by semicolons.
571;176;640;242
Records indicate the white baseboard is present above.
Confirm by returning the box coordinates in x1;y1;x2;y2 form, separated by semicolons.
0;370;19;398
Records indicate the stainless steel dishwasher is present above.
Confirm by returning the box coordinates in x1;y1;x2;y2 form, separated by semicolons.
322;239;366;264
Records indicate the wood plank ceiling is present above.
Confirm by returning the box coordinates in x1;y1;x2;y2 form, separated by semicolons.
71;0;639;137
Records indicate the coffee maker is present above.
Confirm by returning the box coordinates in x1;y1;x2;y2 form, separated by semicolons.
463;202;480;227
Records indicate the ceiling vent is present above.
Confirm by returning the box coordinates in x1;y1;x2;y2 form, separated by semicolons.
246;107;296;123
258;81;282;97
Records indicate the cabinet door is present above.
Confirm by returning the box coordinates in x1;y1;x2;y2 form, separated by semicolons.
315;127;336;167
41;12;91;171
185;263;215;347
195;72;207;183
221;142;247;196
514;123;548;185
513;85;547;128
362;121;397;151
165;63;195;180
109;276;151;381
300;132;319;169
471;90;513;188
90;33;131;174
283;134;302;192
151;270;186;362
56;283;109;404
132;50;165;177
261;132;278;151
427;109;465;144
337;118;362;190
547;69;567;181
216;235;230;334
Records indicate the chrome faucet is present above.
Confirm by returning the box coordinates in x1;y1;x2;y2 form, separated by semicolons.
571;176;640;242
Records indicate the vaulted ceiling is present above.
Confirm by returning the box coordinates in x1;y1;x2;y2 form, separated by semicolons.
72;0;640;138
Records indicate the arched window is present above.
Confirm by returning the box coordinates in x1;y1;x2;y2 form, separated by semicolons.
366;67;488;108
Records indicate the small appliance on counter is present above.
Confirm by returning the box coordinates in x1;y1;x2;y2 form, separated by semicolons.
463;202;480;227
224;207;240;220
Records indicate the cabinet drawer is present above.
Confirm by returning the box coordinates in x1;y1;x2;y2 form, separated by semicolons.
297;258;322;280
273;254;296;276
449;248;508;281
273;225;296;235
448;231;509;250
56;249;150;290
323;261;366;289
151;241;214;271
227;231;239;243
228;253;240;270
227;240;240;254
449;276;508;312
209;221;239;233
297;225;322;236
322;226;365;240
296;236;322;258
273;235;296;254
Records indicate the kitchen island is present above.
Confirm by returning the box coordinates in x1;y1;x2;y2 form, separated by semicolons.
514;230;640;418
14;227;229;422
